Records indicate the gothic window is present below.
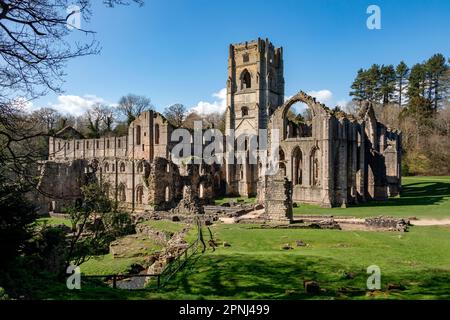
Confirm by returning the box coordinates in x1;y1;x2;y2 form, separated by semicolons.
67;142;70;149
155;124;160;144
241;69;251;89
137;162;144;173
118;184;126;202
104;162;109;172
86;141;89;149
311;148;320;186
118;139;121;148
279;148;286;176
107;140;110;148
120;162;126;172
136;125;141;145
76;141;80;150
165;186;170;202
199;183;205;199
242;106;249;117
136;186;144;204
96;140;99;148
243;53;249;63
292;147;303;185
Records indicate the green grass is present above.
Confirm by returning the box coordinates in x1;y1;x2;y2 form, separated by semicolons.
34;223;450;300
79;253;147;276
29;176;450;300
36;217;72;227
214;196;256;205
293;176;450;219
140;219;185;234
154;223;450;299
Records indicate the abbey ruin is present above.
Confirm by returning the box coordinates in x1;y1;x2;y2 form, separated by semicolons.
35;38;402;218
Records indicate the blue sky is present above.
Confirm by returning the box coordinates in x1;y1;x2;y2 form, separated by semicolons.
34;0;450;115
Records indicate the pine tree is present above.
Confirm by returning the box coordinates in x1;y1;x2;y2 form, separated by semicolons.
366;64;381;103
407;63;427;100
425;54;449;111
349;68;368;108
379;64;396;106
395;61;409;106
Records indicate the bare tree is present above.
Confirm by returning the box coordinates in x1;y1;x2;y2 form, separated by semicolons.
31;107;63;133
117;94;153;124
164;103;187;127
0;1;144;169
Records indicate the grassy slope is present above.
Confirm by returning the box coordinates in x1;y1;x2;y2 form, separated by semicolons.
294;176;450;219
153;224;450;300
34;176;450;300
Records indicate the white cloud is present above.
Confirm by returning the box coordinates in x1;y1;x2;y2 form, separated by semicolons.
50;95;107;116
191;88;226;115
306;89;333;104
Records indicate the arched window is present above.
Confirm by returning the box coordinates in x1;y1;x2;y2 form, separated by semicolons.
118;184;126;202
279;148;286;176
120;162;126;172
137;162;144;173
165;186;170;202
292;147;303;185
118;139;121;148
136;186;144;204
199;183;205;199
104;162;109;172
243;53;249;63
107;140;110;148
155;124;160;144
136;125;141;145
311;148;320;186
241;106;249;117
241;69;251;89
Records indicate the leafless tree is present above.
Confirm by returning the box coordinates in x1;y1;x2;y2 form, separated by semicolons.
117;94;153;124
164;103;187;127
0;0;144;181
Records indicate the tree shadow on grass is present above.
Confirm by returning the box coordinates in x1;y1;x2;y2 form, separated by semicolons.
162;254;450;300
353;181;450;208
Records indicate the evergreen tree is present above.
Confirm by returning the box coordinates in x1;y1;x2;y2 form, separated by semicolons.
395;61;409;106
407;63;427;100
379;64;396;106
349;68;367;107
425;54;449;111
366;64;382;102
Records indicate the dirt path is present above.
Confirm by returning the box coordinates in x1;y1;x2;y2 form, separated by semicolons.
411;219;450;226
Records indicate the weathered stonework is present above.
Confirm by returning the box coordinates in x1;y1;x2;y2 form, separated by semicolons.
35;38;401;215
264;170;293;222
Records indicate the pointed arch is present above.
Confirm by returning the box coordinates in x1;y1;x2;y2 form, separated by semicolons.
292;147;303;185
310;147;320;187
240;69;251;89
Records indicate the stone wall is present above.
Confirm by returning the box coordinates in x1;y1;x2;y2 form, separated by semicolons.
264;170;293;223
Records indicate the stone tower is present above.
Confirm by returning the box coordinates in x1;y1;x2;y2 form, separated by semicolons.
224;38;284;196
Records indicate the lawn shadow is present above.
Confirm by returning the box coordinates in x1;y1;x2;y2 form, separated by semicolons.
351;181;450;208
161;254;450;300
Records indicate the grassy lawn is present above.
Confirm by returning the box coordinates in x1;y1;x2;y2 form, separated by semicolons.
36;217;72;227
140;219;186;234
294;176;450;219
214;196;256;205
31;176;450;299
36;223;450;300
